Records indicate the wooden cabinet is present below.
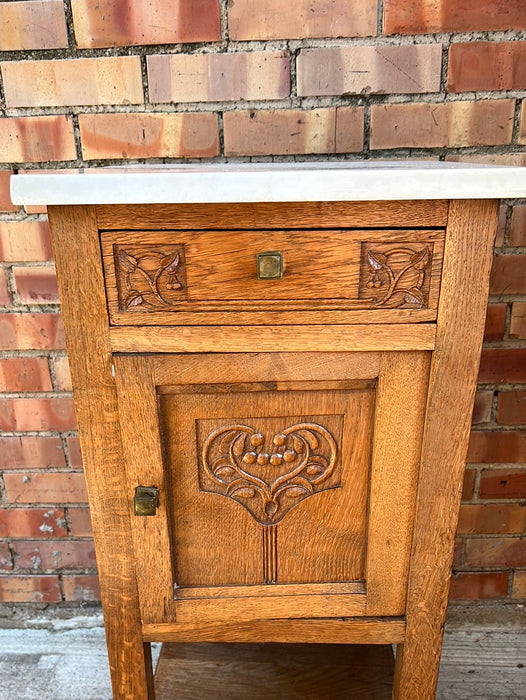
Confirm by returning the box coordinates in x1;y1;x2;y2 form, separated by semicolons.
12;164;511;699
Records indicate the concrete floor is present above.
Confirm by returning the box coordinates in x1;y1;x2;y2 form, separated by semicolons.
0;605;524;699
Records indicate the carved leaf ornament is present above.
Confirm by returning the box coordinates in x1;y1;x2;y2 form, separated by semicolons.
366;246;430;308
201;423;339;525
117;248;183;310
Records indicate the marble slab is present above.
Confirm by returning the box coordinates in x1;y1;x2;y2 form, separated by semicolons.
10;161;526;205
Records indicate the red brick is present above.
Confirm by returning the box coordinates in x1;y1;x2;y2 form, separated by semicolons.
384;0;526;35
452;538;463;567
510;206;526;247
370;100;515;150
0;508;67;538
0;116;76;164
483;304;506;342
52;356;72;392
0;398;77;431
0;313;65;350
466;538;526;568
63;574;100;602
490;255;526;295
478;349;526;384
229;0;377;40
0;542;12;570
467;431;526;464
66;437;83;468
462;468;476;500
4;473;88;505
0;436;65;469
498;391;526;426
298;44;441;96
449;571;508;600
0;269;10;306
224;107;364;156
13;266;59;304
0;575;61;603
68;508;93;537
14;540;96;570
512;571;526;598
510;303;526;340
79;112;219;160
519;102;526;145
72;0;220;48
0;358;52;392
0;221;52;262
0;0;67;51
479;468;526;499
448;41;526;93
2;57;144;109
148;51;290;103
457;504;526;535
472;391;493;425
495;205;507;248
0;171;17;212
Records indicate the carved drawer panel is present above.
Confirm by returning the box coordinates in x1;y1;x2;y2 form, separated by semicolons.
100;228;445;326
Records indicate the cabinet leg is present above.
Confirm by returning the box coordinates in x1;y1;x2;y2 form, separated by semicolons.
105;621;155;699
392;639;441;700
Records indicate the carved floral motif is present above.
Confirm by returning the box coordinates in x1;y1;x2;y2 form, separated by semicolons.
363;245;431;308
115;245;185;310
200;422;339;525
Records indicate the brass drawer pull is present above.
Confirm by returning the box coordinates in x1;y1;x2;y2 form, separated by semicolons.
133;486;159;516
256;251;283;280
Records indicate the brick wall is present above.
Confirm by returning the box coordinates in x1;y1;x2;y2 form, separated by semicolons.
0;0;524;606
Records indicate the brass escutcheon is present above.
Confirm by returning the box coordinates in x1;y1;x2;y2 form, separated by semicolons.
133;485;159;516
256;251;283;280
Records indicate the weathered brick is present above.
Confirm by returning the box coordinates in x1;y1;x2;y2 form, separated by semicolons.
0;436;65;469
0;270;10;306
148;51;290;103
466;537;526;568
457;504;526;535
0;508;67;538
462;468;476;501
0;575;61;603
224;107;364;156
478;349;526;384
370;100;515;150
0;358;52;392
495;205;507;247
0;0;67;51
0;221;52;262
520;101;526;145
510;206;526;247
4;473;88;505
384;0;526;35
448;41;526;93
12;266;59;304
229;0;377;40
490;255;526;295
483;303;506;342
467;431;526;464
63;574;100;601
449;571;508;600
79;112;219;160
72;0;220;48
66;437;82;468
479;468;526;499
2;57;144;109
0;116;76;163
452;538;463;567
0;397;77;431
498;391;526;426
0;542;12;570
298;44;441;96
512;571;526;598
472;391;493;425
510;303;526;340
0;313;65;350
53;356;72;392
0;171;17;212
14;540;96;570
68;508;93;537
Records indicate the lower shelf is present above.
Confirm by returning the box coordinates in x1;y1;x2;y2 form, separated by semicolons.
154;642;394;699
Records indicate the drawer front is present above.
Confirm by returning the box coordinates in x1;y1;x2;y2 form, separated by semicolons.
101;228;445;326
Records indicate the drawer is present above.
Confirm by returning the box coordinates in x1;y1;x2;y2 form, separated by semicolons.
101;228;445;326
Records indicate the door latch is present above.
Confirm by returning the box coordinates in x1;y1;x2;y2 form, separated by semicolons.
133;486;159;516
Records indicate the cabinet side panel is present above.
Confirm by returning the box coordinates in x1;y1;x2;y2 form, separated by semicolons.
47;206;152;700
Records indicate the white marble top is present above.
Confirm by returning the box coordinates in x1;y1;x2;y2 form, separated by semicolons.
10;161;526;205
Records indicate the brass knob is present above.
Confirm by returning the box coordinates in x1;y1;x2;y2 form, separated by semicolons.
133;486;159;516
256;251;283;280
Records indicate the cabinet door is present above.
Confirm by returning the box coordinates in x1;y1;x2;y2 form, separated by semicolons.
114;351;430;625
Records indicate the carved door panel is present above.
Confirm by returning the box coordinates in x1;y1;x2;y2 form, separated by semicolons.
114;351;430;625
